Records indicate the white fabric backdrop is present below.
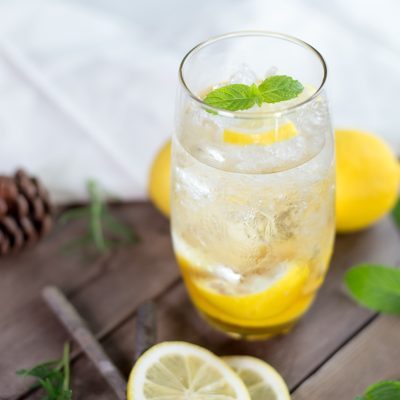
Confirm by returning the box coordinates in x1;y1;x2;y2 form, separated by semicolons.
0;0;399;203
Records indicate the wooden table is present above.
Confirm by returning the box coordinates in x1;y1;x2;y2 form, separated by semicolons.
1;203;399;399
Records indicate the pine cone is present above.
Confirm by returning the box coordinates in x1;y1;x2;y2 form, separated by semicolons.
0;169;53;256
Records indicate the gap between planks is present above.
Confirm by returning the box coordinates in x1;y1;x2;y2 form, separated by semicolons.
292;314;400;399
16;277;182;400
290;312;379;393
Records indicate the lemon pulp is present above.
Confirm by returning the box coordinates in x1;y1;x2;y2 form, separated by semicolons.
177;255;317;330
127;342;250;400
223;122;298;145
222;356;291;400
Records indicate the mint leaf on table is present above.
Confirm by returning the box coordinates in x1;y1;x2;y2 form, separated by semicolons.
345;264;400;314
355;381;400;400
203;83;263;111
17;343;72;399
60;180;139;255
258;75;304;103
203;75;303;111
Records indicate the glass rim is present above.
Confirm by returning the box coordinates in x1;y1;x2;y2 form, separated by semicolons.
178;30;328;119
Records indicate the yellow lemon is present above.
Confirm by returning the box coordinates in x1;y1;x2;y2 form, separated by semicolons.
179;255;313;328
224;122;298;145
335;129;399;232
222;356;290;400
127;341;250;400
148;140;171;217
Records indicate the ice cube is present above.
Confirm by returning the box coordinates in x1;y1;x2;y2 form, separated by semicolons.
175;166;211;200
229;64;257;85
264;66;278;79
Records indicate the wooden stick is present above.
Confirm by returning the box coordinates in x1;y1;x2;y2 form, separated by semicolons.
135;301;157;361
42;286;126;400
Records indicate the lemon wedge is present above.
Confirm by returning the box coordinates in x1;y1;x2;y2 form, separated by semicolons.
127;341;251;400
179;256;312;328
223;122;298;145
222;356;291;400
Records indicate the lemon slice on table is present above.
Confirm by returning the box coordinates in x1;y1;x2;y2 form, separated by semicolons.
127;341;251;400
224;122;298;145
222;356;291;400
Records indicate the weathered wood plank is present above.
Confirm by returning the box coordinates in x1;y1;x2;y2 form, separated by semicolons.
27;353;115;400
69;203;175;333
292;315;400;399
0;216;109;397
69;216;400;396
3;206;399;398
0;216;107;323
0;203;180;397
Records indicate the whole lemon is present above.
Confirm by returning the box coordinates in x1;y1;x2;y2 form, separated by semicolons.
148;140;171;217
335;129;399;232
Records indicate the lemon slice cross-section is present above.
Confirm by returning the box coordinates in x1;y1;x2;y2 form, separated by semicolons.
222;356;291;400
127;341;251;400
224;122;298;145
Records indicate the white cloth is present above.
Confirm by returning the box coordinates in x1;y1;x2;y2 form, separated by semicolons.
0;0;399;203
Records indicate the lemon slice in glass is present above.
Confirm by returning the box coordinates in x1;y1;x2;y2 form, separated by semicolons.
127;341;251;400
224;122;297;145
179;255;311;327
222;356;290;400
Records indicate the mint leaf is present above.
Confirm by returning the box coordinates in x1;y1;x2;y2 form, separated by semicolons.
203;84;261;111
258;75;303;103
357;381;400;400
17;342;72;399
345;264;400;314
16;361;60;379
249;83;263;106
60;180;139;256
393;198;400;228
203;74;304;111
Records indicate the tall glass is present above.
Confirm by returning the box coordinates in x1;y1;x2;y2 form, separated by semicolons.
171;32;335;340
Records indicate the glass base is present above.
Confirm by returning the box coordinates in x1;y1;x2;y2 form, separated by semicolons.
198;310;299;341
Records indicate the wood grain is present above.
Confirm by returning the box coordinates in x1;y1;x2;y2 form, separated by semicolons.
1;202;399;399
292;315;400;399
42;286;126;400
75;216;400;394
0;203;179;397
0;216;106;323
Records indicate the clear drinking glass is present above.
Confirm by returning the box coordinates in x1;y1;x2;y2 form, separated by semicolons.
171;32;335;340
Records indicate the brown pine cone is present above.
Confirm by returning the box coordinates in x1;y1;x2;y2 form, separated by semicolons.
0;169;53;256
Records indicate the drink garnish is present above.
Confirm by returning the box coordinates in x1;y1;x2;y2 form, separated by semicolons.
203;75;304;111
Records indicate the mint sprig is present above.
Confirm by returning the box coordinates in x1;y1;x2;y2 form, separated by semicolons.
17;342;72;399
203;75;303;111
345;264;400;314
355;380;400;400
60;180;139;255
